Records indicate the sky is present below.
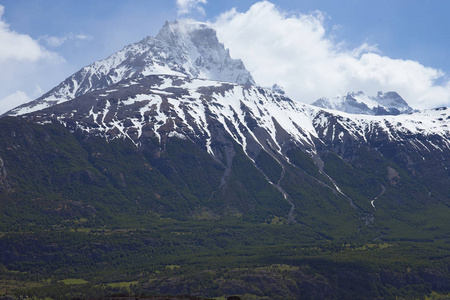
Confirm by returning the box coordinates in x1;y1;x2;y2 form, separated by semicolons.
0;0;449;114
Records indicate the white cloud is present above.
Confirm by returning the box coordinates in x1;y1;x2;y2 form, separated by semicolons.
177;0;207;16
212;1;450;109
0;5;59;62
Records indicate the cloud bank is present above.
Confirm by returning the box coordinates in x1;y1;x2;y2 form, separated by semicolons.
212;1;450;109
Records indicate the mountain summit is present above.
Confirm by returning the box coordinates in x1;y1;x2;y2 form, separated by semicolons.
155;20;254;85
312;91;414;115
4;20;254;117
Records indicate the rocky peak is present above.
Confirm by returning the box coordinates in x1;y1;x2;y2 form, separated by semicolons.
312;91;413;115
156;20;217;49
376;91;412;113
271;84;285;95
155;19;254;85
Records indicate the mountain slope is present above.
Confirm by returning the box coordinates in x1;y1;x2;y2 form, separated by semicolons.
13;73;449;238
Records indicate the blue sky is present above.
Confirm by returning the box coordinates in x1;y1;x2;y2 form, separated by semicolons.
0;0;449;113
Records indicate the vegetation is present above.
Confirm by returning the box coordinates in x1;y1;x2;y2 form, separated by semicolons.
0;217;449;299
0;117;449;299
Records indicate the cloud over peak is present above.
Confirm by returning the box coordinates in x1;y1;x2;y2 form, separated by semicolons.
212;1;450;109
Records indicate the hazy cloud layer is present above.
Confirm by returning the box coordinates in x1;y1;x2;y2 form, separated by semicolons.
39;33;92;48
212;1;450;109
177;0;208;16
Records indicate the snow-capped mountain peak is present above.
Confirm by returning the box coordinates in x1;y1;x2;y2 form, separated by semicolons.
155;19;255;86
312;91;413;115
4;19;254;117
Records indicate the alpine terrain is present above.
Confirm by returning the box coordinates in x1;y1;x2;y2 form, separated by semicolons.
312;91;414;115
0;20;449;299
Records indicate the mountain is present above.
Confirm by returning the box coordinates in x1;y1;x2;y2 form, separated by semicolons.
2;18;450;233
312;91;414;115
7;72;450;227
1;20;450;299
4;19;254;117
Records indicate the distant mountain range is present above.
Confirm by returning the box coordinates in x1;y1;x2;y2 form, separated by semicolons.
312;91;414;115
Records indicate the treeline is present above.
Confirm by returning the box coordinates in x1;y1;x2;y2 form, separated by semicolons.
0;219;449;299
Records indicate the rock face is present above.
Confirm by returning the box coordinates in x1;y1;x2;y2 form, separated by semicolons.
312;91;414;115
155;20;254;85
4;20;254;117
0;156;11;191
